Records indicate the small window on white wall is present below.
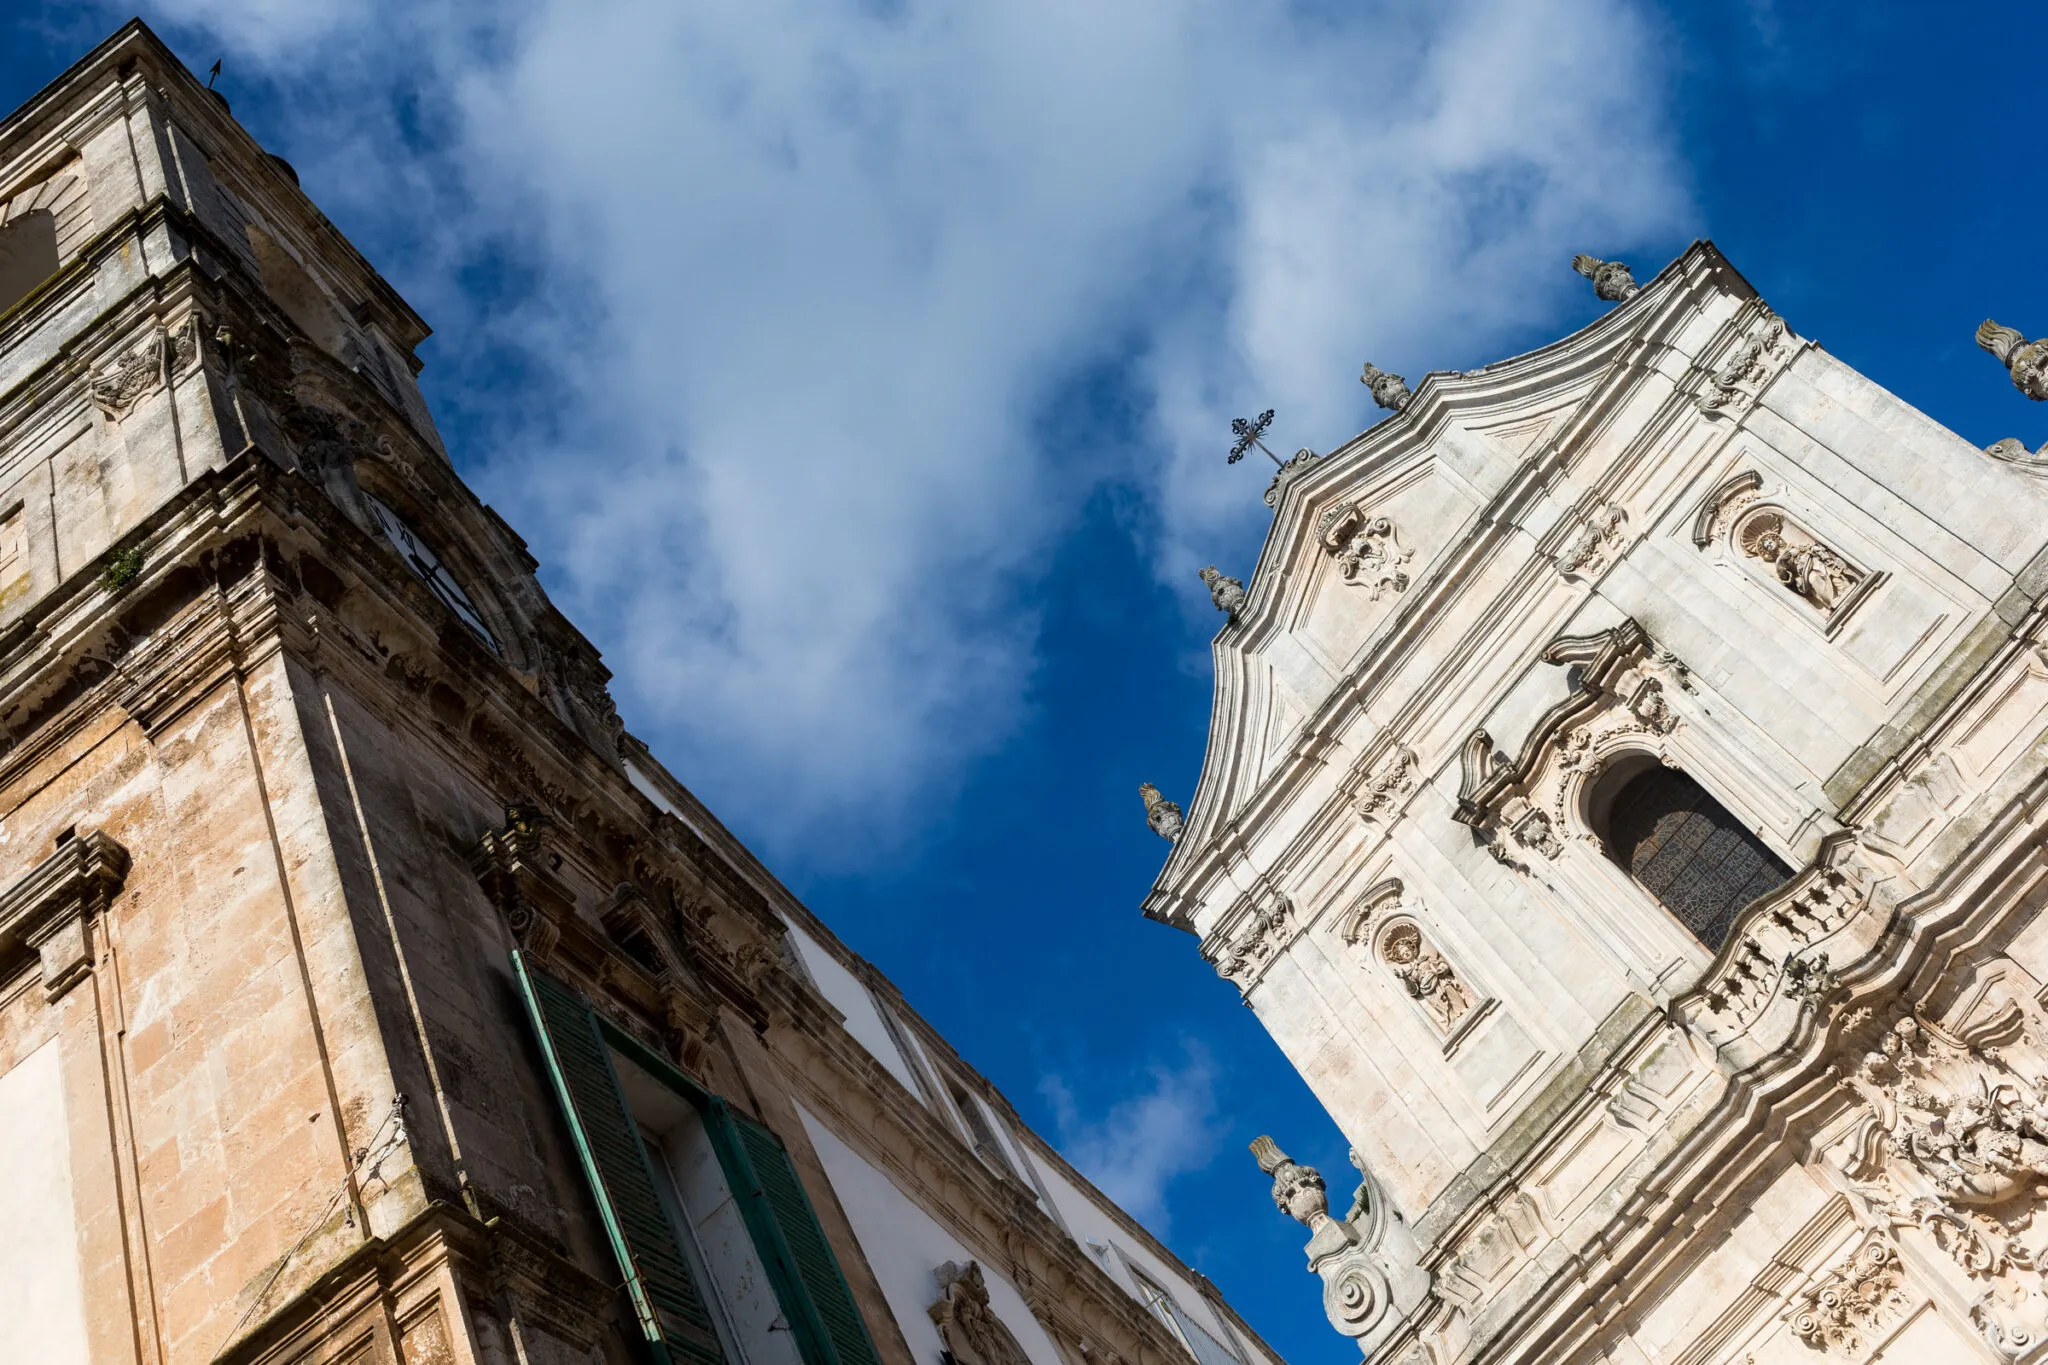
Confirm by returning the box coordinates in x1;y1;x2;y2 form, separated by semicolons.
1127;1264;1245;1365
946;1077;1020;1178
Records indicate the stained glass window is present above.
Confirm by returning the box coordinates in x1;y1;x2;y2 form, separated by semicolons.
1606;767;1791;950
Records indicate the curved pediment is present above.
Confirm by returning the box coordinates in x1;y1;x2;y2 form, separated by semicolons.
1146;241;1771;929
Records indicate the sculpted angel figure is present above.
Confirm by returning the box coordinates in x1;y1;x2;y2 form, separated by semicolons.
1381;924;1474;1030
1749;523;1860;613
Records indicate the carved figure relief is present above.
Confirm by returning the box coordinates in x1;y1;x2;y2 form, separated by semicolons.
1829;1006;2048;1358
1790;1235;1909;1356
1737;509;1864;615
929;1261;1032;1365
1319;503;1412;600
1978;319;2048;401
1558;503;1627;580
1378;920;1475;1034
1698;311;1794;415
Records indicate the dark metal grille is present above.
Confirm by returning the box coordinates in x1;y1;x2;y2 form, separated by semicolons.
1607;767;1791;950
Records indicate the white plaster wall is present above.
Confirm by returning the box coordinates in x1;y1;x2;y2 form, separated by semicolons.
0;1039;90;1365
798;1105;1066;1365
1015;1145;1275;1365
780;921;926;1098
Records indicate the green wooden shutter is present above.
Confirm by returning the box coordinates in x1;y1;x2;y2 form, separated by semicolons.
511;952;725;1365
703;1099;885;1365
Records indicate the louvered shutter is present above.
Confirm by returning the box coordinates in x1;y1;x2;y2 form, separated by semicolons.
511;952;725;1365
703;1099;885;1365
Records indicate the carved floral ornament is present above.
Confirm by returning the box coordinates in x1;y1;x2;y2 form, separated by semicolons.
1348;744;1417;826
1557;502;1628;581
1452;621;1689;868
1694;473;1882;634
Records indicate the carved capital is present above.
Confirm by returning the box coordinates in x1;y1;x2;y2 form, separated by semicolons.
1697;309;1795;416
0;830;130;999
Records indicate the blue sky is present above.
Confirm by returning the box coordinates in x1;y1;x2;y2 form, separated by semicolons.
6;4;2047;1361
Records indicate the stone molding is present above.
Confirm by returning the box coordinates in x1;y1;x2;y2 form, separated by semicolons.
0;829;128;998
1452;621;1686;864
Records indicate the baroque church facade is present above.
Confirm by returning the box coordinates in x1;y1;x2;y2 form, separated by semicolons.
1145;231;2048;1361
0;23;1284;1365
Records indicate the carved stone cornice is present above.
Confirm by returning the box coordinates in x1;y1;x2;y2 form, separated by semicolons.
0;829;128;998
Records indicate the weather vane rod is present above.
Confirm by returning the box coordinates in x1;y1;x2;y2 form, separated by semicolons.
1228;408;1279;467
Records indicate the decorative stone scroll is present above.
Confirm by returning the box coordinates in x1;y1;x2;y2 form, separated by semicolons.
1318;502;1412;600
929;1261;1032;1365
1790;1234;1909;1356
1247;1136;1430;1348
0;830;129;1000
1452;621;1688;866
1557;502;1628;581
1986;436;2048;474
1697;309;1795;416
1978;320;2048;401
1264;447;1324;508
86;316;204;419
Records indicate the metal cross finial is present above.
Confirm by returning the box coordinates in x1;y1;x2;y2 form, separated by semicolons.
1229;409;1279;466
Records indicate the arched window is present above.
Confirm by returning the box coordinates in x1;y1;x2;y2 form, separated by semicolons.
0;209;59;315
1597;764;1791;950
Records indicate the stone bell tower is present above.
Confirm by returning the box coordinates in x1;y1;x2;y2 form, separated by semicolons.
1147;244;2048;1363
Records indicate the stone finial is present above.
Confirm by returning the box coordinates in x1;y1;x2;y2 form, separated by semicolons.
1250;1135;1330;1227
1199;565;1247;616
1359;363;1412;412
1978;320;2048;401
1572;254;1639;303
1139;783;1184;841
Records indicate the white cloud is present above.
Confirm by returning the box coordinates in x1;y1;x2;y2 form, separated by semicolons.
132;0;1690;858
1040;1043;1221;1233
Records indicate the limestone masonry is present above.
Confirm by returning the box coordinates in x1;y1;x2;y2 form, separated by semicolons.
1144;193;2048;1360
0;23;1280;1365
